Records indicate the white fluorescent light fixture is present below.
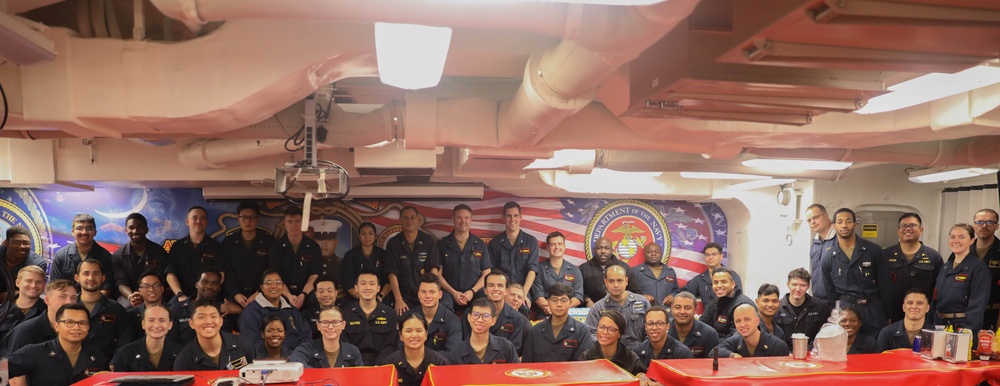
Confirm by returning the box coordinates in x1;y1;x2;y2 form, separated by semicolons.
856;66;1000;114
679;172;769;180
907;167;999;183
542;0;666;3
552;168;664;194
375;22;452;90
742;158;852;171
728;178;795;191
524;150;596;170
475;0;666;4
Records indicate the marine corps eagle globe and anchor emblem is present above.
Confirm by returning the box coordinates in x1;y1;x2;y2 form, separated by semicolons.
585;200;671;267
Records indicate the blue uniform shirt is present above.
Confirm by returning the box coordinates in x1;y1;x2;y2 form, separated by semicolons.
488;230;539;291
976;235;1000;331
821;235;891;337
165;234;226;298
173;332;257;370
112;240;169;293
668;319;719;358
4;310;56;356
876;318;932;351
112;338;182;372
448;334;520;364
268;235;322;296
237;293;313;353
51;243;115;292
810;228;836;301
222;231;274;301
409;305;463;353
716;329;789;358
341;301;400;365
522;316;594;363
531;259;584;303
681;266;742;307
585;291;650;348
462;302;529;354
0;245;47;293
848;334;880;354
632;336;693;368
8;338;108;386
437;232;492;293
384;231;440;307
633;263;679;305
80;294;133;361
934;252;990;332
288;338;363;368
883;243;943;322
380;347;450;386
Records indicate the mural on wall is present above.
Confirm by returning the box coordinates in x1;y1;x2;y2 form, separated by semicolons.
0;188;728;286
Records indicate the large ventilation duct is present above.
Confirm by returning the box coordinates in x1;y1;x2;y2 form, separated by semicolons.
497;0;701;149
178;139;331;170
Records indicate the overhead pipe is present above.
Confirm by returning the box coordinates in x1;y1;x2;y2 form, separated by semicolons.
177;138;331;170
497;0;701;148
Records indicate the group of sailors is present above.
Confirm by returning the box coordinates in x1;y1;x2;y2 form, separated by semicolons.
0;201;998;386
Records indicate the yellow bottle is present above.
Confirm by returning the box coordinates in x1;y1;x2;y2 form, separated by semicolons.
993;328;1000;360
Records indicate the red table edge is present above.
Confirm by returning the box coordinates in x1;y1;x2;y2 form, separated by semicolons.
423;359;640;386
74;364;400;386
649;349;1000;380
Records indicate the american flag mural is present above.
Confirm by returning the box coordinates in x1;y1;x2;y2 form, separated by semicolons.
342;191;729;287
3;188;728;286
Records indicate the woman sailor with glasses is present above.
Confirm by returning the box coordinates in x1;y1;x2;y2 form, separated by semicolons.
579;309;646;376
288;305;364;367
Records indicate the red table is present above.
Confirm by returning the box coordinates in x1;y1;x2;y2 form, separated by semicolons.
73;365;398;386
422;359;638;386
647;349;1000;386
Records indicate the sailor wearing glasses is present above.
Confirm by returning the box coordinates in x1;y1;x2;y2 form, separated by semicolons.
288;305;363;368
882;213;943;323
973;209;1000;330
237;270;312;352
448;297;519;364
633;305;693;368
7;303;109;386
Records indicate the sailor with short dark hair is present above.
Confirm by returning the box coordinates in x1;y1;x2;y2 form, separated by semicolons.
173;299;257;371
633;305;693;368
668;292;719;358
523;283;593;362
449;298;519;365
7;303;109;386
341;269;399;365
